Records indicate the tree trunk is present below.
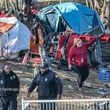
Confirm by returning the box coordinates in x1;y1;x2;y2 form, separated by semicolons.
106;0;110;21
16;0;19;10
105;0;110;34
5;0;9;10
100;0;106;21
86;0;110;33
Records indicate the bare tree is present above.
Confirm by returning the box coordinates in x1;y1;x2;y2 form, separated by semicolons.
86;0;110;33
5;0;9;10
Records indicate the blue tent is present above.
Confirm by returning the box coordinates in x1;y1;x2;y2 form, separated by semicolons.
39;2;104;35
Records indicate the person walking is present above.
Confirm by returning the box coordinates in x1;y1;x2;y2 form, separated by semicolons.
1;65;20;110
27;63;63;110
68;36;96;90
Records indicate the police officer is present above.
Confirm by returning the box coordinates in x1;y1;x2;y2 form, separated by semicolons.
27;63;63;110
1;65;20;110
0;67;6;110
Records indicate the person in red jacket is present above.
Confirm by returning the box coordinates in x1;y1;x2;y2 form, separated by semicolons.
68;36;96;90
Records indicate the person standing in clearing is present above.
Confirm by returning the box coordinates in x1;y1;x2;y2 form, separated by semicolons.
27;63;63;110
1;65;20;110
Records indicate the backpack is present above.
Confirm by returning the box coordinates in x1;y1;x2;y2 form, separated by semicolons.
89;37;102;66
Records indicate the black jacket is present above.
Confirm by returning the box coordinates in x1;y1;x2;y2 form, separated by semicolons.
1;71;20;96
28;70;62;99
0;72;6;97
24;0;32;6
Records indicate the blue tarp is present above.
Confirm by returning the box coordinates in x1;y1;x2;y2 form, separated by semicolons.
39;2;104;35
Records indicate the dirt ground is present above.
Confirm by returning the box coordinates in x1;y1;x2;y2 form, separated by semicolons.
0;60;110;110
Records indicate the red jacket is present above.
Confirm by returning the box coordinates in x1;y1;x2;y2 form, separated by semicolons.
68;37;96;66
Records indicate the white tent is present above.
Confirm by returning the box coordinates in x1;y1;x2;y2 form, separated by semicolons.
0;17;31;56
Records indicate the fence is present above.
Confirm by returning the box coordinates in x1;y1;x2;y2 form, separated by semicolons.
22;99;110;110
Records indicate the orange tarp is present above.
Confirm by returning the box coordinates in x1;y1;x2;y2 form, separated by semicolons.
0;22;13;34
30;37;39;54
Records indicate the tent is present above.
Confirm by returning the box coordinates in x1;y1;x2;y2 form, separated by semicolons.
0;17;31;56
39;2;104;35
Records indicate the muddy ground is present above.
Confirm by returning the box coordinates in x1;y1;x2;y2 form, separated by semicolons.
0;60;110;110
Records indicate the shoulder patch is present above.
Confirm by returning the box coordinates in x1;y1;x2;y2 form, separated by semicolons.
45;78;48;82
55;74;59;78
13;75;16;79
10;76;13;80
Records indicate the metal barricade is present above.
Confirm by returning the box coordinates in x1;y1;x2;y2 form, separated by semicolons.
22;99;110;110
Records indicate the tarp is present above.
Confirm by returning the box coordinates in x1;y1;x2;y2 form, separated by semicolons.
0;22;13;34
39;2;104;35
0;17;31;54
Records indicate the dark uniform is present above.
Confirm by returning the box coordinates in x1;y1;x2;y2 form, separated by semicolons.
24;0;32;6
0;70;20;110
0;72;6;110
24;0;33;20
28;68;62;110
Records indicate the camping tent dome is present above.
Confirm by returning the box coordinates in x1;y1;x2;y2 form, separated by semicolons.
39;2;104;35
0;17;31;55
